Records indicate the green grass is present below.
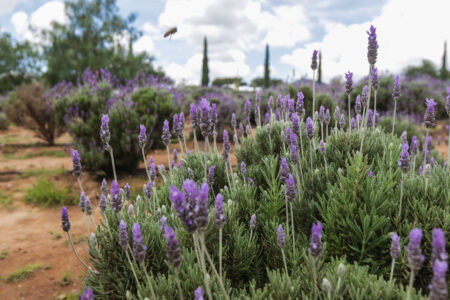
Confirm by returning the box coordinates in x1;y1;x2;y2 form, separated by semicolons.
0;192;13;209
5;149;66;160
2;263;43;283
24;178;76;207
60;269;73;286
0;249;8;260
19;167;67;179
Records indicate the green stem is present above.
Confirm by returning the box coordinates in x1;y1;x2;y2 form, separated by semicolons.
398;173;404;220
179;140;185;156
312;70;316;121
389;258;395;284
309;142;314;170
193;129;199;152
281;249;288;276
66;232;90;270
166;146;172;172
141;147;150;181
313;257;318;300
219;228;223;280
406;270;415;300
89;214;97;229
373;90;377;128
392;100;397;137
347;94;351;133
290;203;296;260
174;268;184;300
83;212;91;235
142;263;156;299
109;148;117;183
125;249;143;293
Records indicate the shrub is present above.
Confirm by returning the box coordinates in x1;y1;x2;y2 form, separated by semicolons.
4;82;64;145
24;178;76;207
54;69;182;173
0;112;9;130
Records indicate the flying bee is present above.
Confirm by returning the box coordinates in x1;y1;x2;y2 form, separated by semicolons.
163;27;177;38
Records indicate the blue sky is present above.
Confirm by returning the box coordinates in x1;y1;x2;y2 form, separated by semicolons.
1;0;449;85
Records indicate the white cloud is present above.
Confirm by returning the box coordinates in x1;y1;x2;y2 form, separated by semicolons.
10;11;28;36
281;0;450;82
0;0;27;15
134;35;158;56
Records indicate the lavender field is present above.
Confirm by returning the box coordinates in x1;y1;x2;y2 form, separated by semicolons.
0;0;449;299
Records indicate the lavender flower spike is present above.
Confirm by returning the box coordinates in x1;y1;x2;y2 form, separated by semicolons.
163;226;182;268
101;178;108;196
71;149;82;178
190;104;198;128
79;192;86;212
132;223;147;262
118;220;128;250
110;180;122;212
309;222;323;257
345;72;353;95
124;183;131;201
390;233;401;259
367;25;378;65
170;185;197;234
145;181;152;198
429;260;448;300
392;76;401;100
250;214;256;230
285;174;297;203
311;50;318;70
290;145;298;165
277;224;286;248
431;228;447;266
361;85;369;107
99;194;107;212
407;228;425;272
355;95;362;115
398;144;410;173
372;67;379;90
241;162;247;174
61;206;70;232
194;287;204;300
424;98;438;128
162;120;172;146
214;193;226;228
138;124;146;148
280;157;289;183
318;105;325;123
80;287;94;300
306;117;314;140
100;114;110;146
195;183;210;231
339;114;346;129
207;165;215;187
222;129;231;161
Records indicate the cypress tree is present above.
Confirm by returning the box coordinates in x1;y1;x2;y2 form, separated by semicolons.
440;41;448;80
264;44;270;88
318;50;322;83
201;37;209;86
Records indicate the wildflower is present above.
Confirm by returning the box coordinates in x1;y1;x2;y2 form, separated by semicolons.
292;113;300;136
163;226;182;268
367;25;378;65
195;183;209;231
100;114;110;146
149;158;156;182
208;165;215;187
285;127;291;144
247;177;255;186
285;174;297;202
199;98;212;137
391;77;402;102
322;278;331;293
290;133;297;147
345;72;353;95
277;224;286;248
290;145;298;165
195;287;204;300
334;106;340;122
390;233;401;259
368;170;374;177
190;104;198;129
355;95;362;115
99;194;107;212
118;220;128;250
288;98;295;114
275;109;280;121
367;109;374;127
222;130;230;160
339;114;346;129
71;149;82;178
350;118;357;130
231;113;237;129
246;124;252;136
319;106;325;123
297;92;305;117
372;67;379;90
319;140;326;155
211;103;218;128
398;144;410;173
162;120;172;146
182;179;198;208
401;131;408;145
85;196;92;215
243;98;251;124
138;124;146;148
309;222;323;257
124;183;131;202
424;98;438;128
311;50;318;70
80;287;94;300
173;149;178;165
241;162;247;174
145;181;152;198
101;178;107;196
306;117;314;140
410;136;418;155
214;193;226;228
446;87;450;116
361;85;369;107
172;114;179;135
61;206;70;232
110;180;122;212
280;157;289;183
250;214;256;230
375;112;380;126
325;109;331;126
79;192;86;212
407;228;425;272
431;228;447;266
132;223;147;262
179;112;185;135
428;260;448;300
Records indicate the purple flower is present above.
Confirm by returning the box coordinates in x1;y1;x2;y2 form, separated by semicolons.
361;85;369;107
318;106;325;123
306;117;314;140
392;76;401;100
311;50;318;70
428;260;448;300
162;120;172;146
398;144;410;173
290;133;297;147
390;233;401;260
85;196;92;215
334;106;340;122
324;109;331;126
319;140;326;155
244;98;251;124
214;193;226;228
149;160;156;182
372;67;379;90
250;214;256;230
280;157;289;183
195;183;210;231
309;222;323;257
118;220;128;250
124;183;131;201
277;224;286;249
138;124;146;148
339;114;346;129
179;112;185;134
99;194;107;212
431;228;447;266
290;145;298;165
145;181;152;198
410;136;418;155
231;113;237;129
367;25;378;65
292;113;300;136
355;95;362;115
111;180;122;212
190;104;198;128
407;228;425;272
208;165;215;187
296;92;305;117
241;162;247;174
79;192;86;212
375;112;380;126
446;87;450;116
350;118;357;130
61;206;70;232
163;226;182;268
173;149;178;165
71;149;82;178
80;287;93;300
368;170;374;177
100;114;110;146
194;287;204;300
101;178;107;196
173;113;179;134
275;109;280;121
345;72;353;95
285;127;291;144
367;109;374;127
132;223;147;262
424;98;438;128
211;103;218;128
170;186;196;233
285;174;297;202
222;130;231;161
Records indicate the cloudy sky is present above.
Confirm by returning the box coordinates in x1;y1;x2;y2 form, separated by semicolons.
1;0;449;85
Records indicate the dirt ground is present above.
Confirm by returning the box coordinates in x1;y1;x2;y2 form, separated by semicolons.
0;122;448;299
